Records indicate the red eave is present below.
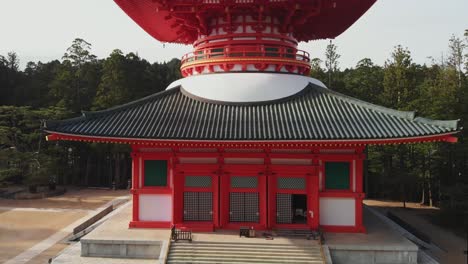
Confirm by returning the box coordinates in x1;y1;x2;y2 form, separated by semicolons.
45;131;459;149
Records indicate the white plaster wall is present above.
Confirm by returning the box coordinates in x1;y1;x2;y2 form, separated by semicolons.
139;194;172;222
168;73;326;103
320;198;355;226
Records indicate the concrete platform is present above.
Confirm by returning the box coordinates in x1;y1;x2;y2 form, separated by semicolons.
53;202;422;264
81;203;169;259
52;203;169;263
192;230;321;246
324;207;419;264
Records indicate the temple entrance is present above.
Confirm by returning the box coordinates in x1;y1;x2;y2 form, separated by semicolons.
276;193;308;224
293;194;307;224
182;175;215;222
269;165;319;230
173;164;219;229
220;165;267;229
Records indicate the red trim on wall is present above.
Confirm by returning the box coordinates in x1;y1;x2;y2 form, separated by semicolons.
129;221;171;229
131;188;172;194
175;222;215;232
45;131;459;147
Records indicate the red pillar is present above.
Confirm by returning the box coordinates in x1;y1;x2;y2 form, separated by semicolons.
130;149;140;227
259;172;267;229
355;152;366;233
213;172;220;228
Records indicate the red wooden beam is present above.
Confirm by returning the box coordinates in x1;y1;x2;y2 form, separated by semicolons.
45;131;460;148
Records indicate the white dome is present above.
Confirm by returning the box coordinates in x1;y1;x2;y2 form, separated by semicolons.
167;73;327;103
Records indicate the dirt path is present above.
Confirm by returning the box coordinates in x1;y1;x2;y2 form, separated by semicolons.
0;188;130;264
0;210;86;263
365;199;466;264
0;188;129;210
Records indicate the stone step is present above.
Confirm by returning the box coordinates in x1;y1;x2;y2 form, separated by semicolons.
167;239;324;264
171;242;317;249
171;243;319;248
166;260;325;264
169;247;322;254
167;256;324;264
168;252;322;259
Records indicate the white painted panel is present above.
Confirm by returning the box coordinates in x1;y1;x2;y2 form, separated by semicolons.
319;198;355;226
139;194;172;222
168;73;326;103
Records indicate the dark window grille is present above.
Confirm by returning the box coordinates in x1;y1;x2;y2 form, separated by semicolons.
277;177;306;189
276;193;293;224
229;192;259;223
183;192;213;222
185;176;212;187
231;176;258;188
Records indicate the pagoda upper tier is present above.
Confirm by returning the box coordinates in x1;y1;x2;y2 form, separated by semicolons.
115;0;376;44
115;0;376;76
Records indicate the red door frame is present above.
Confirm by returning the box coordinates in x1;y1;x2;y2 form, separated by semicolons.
173;163;219;231
220;164;267;230
268;164;319;230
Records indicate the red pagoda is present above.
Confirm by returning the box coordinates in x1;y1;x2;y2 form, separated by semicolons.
44;0;459;233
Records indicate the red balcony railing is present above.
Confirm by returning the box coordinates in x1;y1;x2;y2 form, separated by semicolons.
181;45;310;66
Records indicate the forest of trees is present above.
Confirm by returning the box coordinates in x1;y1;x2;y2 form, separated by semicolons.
0;32;467;227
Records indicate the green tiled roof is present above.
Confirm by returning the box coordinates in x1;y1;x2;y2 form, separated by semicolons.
44;83;459;141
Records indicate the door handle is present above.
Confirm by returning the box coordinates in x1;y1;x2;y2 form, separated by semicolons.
309;210;314;218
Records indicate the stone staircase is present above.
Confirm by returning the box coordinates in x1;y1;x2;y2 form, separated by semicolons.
166;241;325;264
275;229;317;238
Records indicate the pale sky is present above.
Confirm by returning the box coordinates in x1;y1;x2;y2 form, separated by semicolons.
0;0;467;69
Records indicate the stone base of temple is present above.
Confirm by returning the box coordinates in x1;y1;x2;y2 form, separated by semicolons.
51;201;434;264
324;207;421;264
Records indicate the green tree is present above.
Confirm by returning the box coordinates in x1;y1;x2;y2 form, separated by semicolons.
0;106;70;185
49;38;100;113
324;40;341;88
309;58;327;81
382;45;417;110
93;49;128;109
63;38;97;67
342;58;384;103
447;35;467;91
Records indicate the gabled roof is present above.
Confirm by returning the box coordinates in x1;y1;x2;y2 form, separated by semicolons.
43;83;459;143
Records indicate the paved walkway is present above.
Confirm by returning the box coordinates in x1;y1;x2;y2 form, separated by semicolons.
365;200;466;264
4;212;95;264
0;189;129;264
52;202;165;263
0;206;93;213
